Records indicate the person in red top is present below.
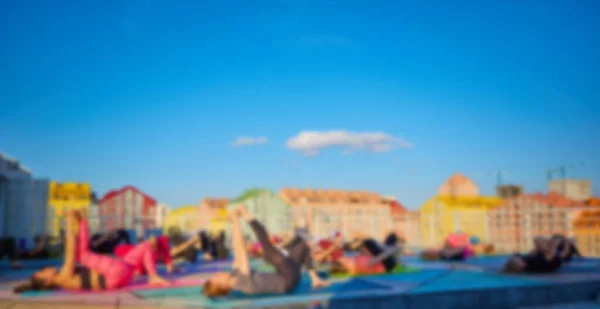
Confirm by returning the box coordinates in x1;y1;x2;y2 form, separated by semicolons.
313;232;344;264
114;235;174;274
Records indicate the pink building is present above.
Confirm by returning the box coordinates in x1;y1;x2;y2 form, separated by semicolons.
98;186;157;235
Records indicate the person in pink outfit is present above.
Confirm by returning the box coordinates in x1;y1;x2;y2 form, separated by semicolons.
14;210;169;293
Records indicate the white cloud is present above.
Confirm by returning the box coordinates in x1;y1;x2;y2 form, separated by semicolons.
286;130;412;156
230;136;269;147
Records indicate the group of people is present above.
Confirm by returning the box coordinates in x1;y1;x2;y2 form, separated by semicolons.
418;231;582;274
3;205;588;297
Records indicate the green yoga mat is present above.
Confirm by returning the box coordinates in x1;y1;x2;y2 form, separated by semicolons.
330;265;420;279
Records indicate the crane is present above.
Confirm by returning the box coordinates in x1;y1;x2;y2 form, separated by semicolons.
472;170;510;187
546;162;584;181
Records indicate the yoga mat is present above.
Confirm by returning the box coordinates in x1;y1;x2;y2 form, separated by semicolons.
136;277;391;300
0;258;63;270
457;257;600;274
330;266;420;279
17;277;206;298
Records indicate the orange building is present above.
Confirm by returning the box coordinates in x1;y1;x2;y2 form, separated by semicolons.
388;201;421;246
279;188;393;241
197;198;229;233
573;209;600;257
488;192;585;253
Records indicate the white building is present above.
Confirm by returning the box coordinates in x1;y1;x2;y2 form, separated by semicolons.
155;203;171;229
0;153;49;247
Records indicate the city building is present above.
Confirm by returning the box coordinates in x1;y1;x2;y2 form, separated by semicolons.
197;198;229;234
388;199;422;248
98;186;157;236
572;209;600;257
155;203;172;229
47;181;93;236
548;179;592;201
279;188;393;241
487;192;585;253
163;205;199;235
88;193;100;234
496;185;524;199
420;173;503;247
227;189;294;241
0;153;49;246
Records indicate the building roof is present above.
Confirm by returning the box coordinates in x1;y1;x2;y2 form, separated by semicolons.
99;185;157;204
0;152;32;175
518;192;584;207
389;200;407;214
202;198;229;208
446;173;471;186
573;209;600;226
584;197;600;206
279;188;386;205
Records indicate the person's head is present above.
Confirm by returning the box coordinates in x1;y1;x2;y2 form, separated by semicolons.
502;256;526;273
14;267;60;294
203;272;233;297
533;236;551;252
420;248;441;261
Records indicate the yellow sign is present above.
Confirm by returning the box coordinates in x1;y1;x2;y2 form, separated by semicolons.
49;182;91;207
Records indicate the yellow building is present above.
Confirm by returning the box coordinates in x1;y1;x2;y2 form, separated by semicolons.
420;173;503;247
48;182;92;236
573;209;600;257
197;198;229;235
163;205;199;234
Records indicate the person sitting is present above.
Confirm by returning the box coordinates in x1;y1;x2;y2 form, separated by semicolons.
551;234;582;262
330;234;401;275
502;236;569;274
13;210;169;294
203;205;329;297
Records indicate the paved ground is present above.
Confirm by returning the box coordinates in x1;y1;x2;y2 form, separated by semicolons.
1;256;599;309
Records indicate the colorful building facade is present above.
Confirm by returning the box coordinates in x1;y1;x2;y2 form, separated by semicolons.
420;173;503;247
47;181;92;236
487;192;590;253
573;209;600;257
227;189;293;241
98;186;157;236
163;205;199;235
197;198;229;234
279;188;392;241
0;153;49;244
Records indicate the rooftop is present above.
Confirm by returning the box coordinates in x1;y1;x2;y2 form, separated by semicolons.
279;188;386;205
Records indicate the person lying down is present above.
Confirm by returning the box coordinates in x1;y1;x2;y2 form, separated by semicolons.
330;234;402;275
203;205;329;297
14;210;168;294
502;236;572;274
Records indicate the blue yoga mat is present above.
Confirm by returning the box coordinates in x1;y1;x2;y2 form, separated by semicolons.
0;258;63;270
457;256;600;274
136;277;390;300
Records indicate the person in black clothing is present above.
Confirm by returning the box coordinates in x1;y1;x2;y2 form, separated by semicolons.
0;236;22;268
551;234;582;262
209;230;229;260
89;229;131;254
503;236;570;274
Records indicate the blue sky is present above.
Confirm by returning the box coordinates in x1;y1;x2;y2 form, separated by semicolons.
1;0;599;209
